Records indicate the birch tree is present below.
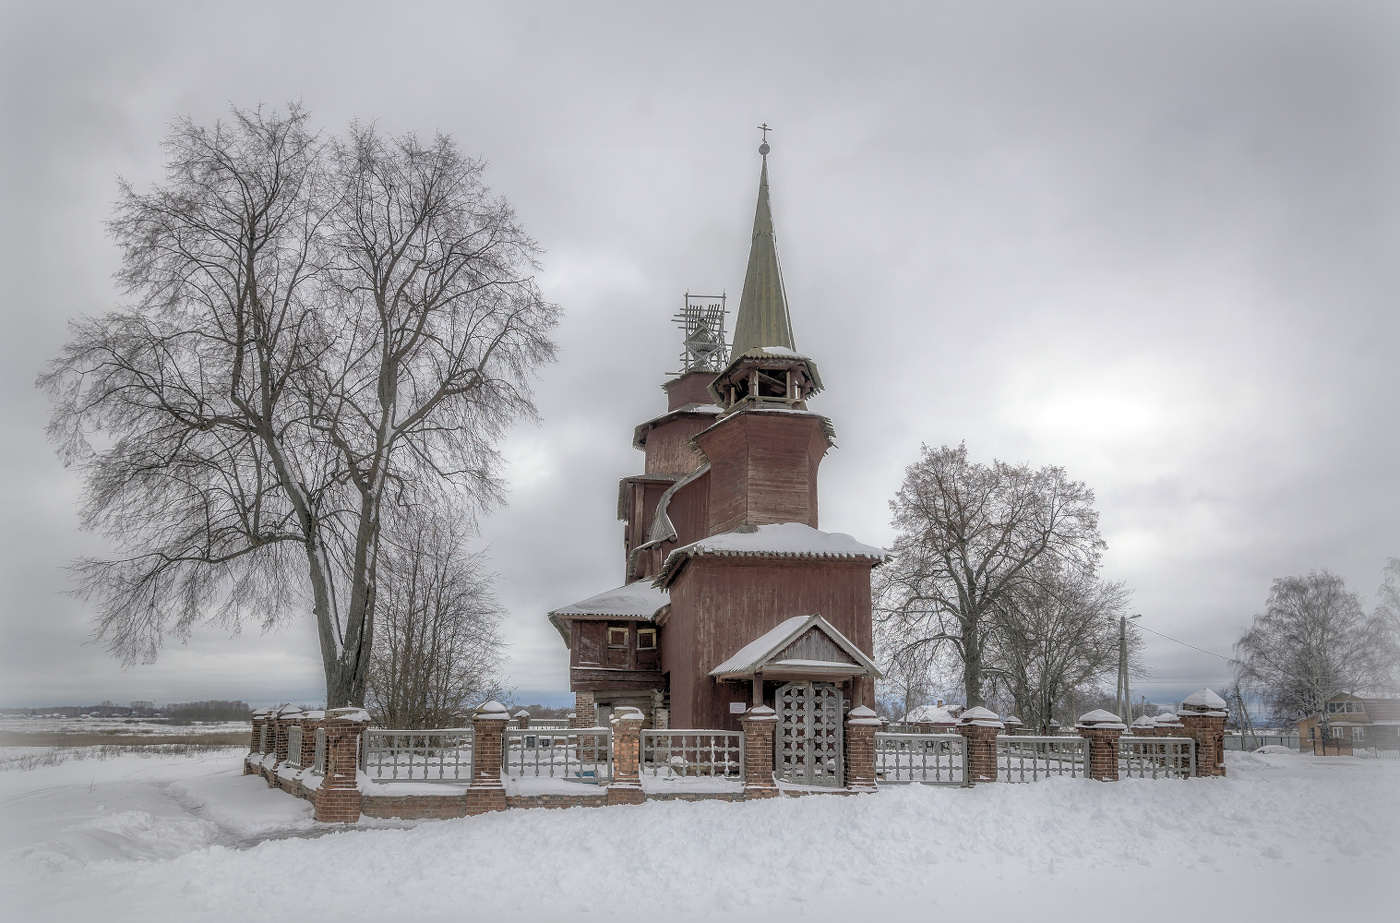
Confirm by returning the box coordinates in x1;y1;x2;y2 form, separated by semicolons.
875;443;1104;708
1233;568;1400;727
41;106;558;707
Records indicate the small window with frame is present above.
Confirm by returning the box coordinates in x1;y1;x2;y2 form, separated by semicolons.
608;626;629;649
637;628;657;650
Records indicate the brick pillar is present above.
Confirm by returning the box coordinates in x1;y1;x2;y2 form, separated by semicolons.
1179;711;1227;777
741;705;779;799
465;700;509;815
1076;710;1127;782
845;705;880;792
607;706;646;806
514;709;531;730
298;712;322;771
246;710;268;774
313;708;369;823
957;707;1005;783
572;691;596;729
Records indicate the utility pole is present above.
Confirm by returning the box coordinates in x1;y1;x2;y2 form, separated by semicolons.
1116;614;1141;724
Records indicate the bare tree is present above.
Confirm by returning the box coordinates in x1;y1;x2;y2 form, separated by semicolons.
40;106;558;707
365;513;504;729
874;623;953;719
986;564;1134;732
875;443;1105;707
1233;569;1400;729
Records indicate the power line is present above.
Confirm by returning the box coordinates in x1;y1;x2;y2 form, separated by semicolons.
1136;623;1235;662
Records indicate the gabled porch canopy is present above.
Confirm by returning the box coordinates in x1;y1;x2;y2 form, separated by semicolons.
709;613;881;683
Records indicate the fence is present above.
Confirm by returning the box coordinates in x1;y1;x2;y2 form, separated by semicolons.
504;727;612;783
997;735;1086;781
285;725;304;769
518;718;571;729
1224;733;1300;751
1119;736;1194;779
874;732;967;785
258;723;269;754
313;727;326;775
640;731;743;778
361;728;475;783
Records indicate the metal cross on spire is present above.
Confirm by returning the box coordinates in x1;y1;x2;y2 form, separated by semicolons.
758;122;773;142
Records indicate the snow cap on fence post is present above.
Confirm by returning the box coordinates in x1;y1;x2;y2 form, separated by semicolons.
513;708;531;729
1178;689;1228;777
742;704;780;799
607;707;646;806
1077;710;1126;782
845;706;881;792
957;706;1003;783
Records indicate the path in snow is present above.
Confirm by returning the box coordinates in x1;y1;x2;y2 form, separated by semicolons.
3;747;1397;921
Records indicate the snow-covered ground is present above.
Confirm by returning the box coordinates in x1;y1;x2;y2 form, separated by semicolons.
0;717;251;738
3;747;1396;921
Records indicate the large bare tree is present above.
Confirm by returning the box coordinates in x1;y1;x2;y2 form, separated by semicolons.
41;107;558;707
1233;568;1400;728
986;563;1134;731
365;512;504;728
875;443;1104;707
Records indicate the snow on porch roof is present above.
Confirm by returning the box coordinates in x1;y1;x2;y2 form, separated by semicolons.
708;613;881;680
655;522;889;587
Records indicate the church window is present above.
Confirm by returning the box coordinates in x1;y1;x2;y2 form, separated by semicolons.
637;629;657;650
607;627;629;648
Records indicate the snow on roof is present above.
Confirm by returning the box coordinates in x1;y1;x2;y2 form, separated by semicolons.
1003;715;1024;727
550;583;670;621
708;614;880;679
1077;709;1127;730
905;705;957;725
1182;688;1227;710
657;522;888;585
1132;715;1157;727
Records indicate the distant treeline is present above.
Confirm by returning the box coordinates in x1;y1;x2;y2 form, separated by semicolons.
165;700;253;722
2;699;252;721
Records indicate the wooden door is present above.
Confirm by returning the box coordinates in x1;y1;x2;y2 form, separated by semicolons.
775;681;843;787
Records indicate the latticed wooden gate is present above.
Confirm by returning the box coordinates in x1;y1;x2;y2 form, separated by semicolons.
775;681;844;787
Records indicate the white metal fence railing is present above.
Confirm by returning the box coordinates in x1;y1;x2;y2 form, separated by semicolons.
361;728;475;782
312;727;326;775
997;735;1087;781
875;732;967;785
1223;733;1300;751
640;731;743;778
516;718;570;729
284;725;304;769
1119;736;1194;778
504;727;612;783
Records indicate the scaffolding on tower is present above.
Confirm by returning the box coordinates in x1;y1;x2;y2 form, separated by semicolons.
673;293;729;374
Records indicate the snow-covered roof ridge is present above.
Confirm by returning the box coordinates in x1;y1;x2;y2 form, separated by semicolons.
657;522;888;585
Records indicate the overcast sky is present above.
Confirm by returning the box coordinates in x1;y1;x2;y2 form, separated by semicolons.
2;1;1396;710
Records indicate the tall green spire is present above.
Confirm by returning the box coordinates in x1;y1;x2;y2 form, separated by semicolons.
730;147;796;357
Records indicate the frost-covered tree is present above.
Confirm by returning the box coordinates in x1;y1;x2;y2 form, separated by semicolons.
41;106;558;707
1233;568;1400;728
875;443;1105;708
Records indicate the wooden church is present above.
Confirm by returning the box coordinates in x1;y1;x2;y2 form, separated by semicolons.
548;139;886;785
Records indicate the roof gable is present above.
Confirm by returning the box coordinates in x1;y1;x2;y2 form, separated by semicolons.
708;614;880;679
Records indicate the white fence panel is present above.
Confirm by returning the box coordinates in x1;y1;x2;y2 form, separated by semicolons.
997;735;1086;781
361;728;474;782
875;732;966;785
504;727;612;784
641;731;743;778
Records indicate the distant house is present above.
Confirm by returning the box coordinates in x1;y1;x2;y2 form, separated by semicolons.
1296;694;1400;753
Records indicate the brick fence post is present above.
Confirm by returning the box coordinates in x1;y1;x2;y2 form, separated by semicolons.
607;706;646;806
1076;709;1127;781
514;709;531;730
572;692;597;729
1178;689;1229;777
247;709;269;774
845;705;881;792
298;711;322;771
465;700;509;815
957;706;1004;783
742;705;779;799
314;707;369;823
